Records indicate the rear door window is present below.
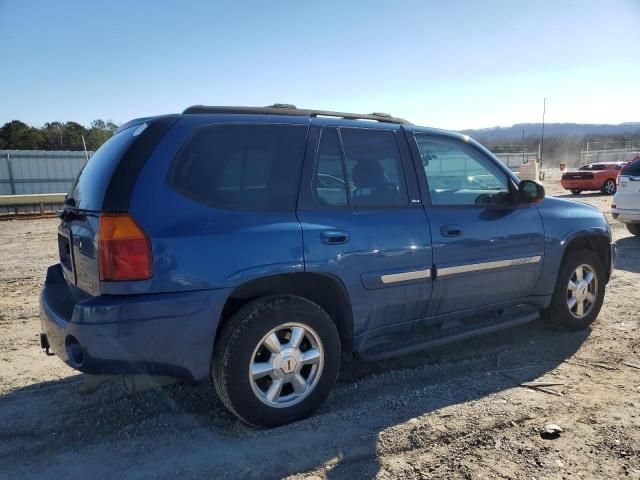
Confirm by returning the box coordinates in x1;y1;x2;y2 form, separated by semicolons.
314;129;348;206
339;128;408;208
169;124;307;211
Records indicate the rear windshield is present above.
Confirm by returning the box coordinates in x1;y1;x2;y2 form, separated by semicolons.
579;164;607;171
169;124;307;211
622;158;640;176
68;125;140;210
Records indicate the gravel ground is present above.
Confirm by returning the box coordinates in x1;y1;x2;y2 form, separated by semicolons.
0;181;639;480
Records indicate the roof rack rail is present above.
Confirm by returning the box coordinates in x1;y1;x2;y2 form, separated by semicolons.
181;105;411;124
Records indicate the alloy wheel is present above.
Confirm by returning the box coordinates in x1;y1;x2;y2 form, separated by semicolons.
604;180;616;194
249;322;324;408
566;264;598;319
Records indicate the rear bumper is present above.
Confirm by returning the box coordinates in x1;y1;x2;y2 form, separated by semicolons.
40;264;231;381
560;179;597;190
611;207;640;224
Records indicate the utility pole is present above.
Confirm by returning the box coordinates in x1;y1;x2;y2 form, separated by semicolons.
540;98;546;168
81;135;89;163
522;128;525;164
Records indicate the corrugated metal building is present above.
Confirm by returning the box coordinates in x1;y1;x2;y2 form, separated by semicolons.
0;150;92;195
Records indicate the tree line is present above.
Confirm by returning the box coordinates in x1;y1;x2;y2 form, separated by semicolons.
0;120;118;151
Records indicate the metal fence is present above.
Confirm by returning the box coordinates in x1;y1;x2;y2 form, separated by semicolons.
494;152;538;172
0;150;93;196
579;145;640;165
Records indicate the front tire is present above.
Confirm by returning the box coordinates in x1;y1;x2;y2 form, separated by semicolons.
542;249;605;331
212;295;341;428
601;179;616;195
627;223;640;236
570;189;582;195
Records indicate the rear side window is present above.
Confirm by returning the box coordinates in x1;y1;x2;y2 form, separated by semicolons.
169;124;307;211
622;159;640;176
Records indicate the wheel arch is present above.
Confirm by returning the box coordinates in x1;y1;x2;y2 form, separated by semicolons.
217;272;354;353
535;229;611;300
561;231;612;284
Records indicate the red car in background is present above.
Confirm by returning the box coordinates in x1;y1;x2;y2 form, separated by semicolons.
561;162;626;195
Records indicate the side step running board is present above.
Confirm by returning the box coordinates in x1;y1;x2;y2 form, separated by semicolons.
358;305;539;361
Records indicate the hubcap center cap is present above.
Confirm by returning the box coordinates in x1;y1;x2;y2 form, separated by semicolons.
575;280;588;301
273;348;302;376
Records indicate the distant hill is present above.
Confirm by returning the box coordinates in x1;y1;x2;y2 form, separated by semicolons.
462;122;640;143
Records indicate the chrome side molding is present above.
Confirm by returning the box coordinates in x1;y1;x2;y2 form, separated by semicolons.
438;255;542;277
381;268;431;284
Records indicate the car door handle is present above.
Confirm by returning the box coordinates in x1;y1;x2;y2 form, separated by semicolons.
320;230;350;245
441;225;463;237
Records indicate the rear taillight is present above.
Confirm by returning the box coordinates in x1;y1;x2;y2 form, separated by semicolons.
98;214;152;281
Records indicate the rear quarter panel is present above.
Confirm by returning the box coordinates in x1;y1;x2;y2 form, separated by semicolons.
594;169;618;187
126;115;307;294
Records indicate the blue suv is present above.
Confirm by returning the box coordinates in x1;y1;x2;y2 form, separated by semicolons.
40;105;613;427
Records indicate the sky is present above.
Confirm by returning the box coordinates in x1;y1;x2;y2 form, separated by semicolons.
1;0;639;130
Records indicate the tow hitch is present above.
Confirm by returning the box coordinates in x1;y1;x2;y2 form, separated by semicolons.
40;333;54;356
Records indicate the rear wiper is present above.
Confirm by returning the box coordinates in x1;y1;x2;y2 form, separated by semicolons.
58;208;85;222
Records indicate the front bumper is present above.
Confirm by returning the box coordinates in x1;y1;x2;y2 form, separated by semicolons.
40;264;231;381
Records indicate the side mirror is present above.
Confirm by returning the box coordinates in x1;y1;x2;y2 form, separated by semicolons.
518;180;545;203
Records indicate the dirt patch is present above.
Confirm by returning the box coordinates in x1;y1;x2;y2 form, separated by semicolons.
0;182;639;479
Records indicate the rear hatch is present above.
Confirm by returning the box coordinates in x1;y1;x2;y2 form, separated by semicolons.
59;118;174;295
616;158;640;210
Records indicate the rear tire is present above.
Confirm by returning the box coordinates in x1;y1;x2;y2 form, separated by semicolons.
212;295;341;428
601;179;616;195
627;223;640;236
570;189;582;195
541;249;605;331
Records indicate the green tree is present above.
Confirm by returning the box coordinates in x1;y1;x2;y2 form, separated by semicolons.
0;120;44;149
2;120;118;151
42;122;66;150
61;121;87;150
1;121;30;148
85;119;117;150
22;127;45;149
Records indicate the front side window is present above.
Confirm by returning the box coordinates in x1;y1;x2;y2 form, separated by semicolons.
415;135;511;206
340;128;408;208
169;124;307;210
